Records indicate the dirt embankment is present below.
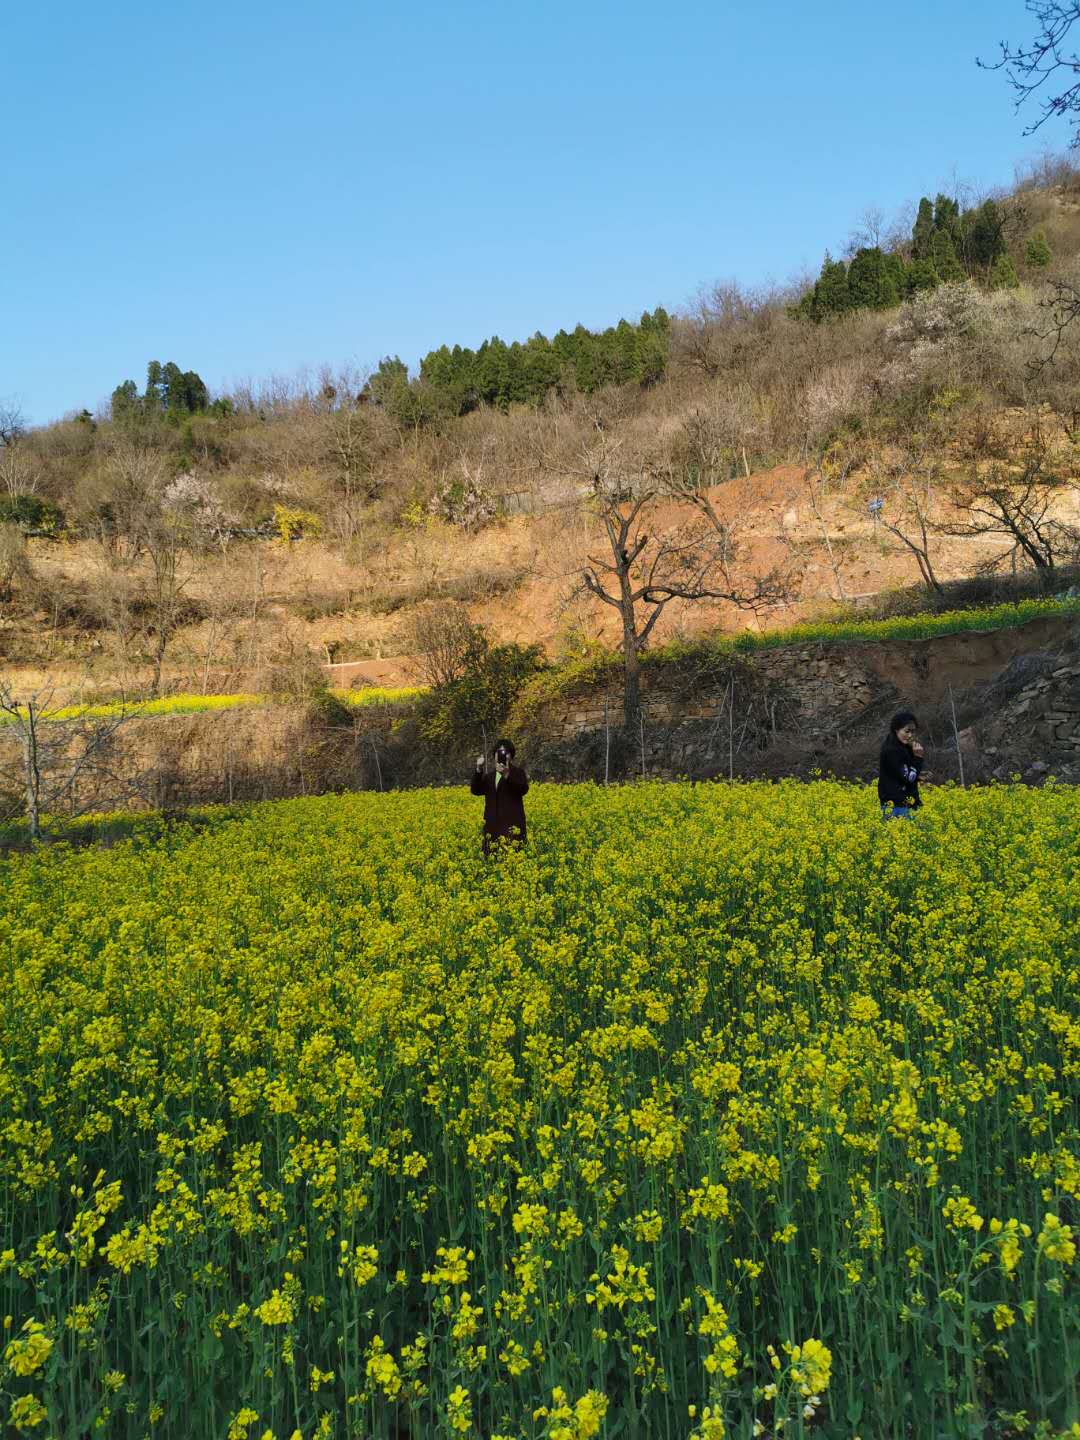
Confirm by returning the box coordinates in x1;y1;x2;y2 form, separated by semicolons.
13;458;1080;706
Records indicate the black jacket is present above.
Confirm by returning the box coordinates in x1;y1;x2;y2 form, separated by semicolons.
878;733;923;808
470;764;529;850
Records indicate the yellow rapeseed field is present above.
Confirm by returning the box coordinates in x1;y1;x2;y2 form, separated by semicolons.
0;781;1077;1440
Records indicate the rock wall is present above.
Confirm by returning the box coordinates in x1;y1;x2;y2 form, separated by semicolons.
522;615;1080;783
530;615;1080;738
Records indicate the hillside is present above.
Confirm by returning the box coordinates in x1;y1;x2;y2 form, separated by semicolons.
5;159;1080;708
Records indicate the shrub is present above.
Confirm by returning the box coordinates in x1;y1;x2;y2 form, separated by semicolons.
420;641;546;751
405;603;489;688
0;523;31;600
272;504;322;543
0;494;64;532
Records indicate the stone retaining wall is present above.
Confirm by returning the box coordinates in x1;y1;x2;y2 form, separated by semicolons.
529;615;1080;745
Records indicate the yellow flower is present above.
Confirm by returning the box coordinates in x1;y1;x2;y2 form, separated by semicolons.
1037;1214;1076;1265
574;1390;608;1438
943;1195;983;1234
788;1337;832;1397
227;1410;260;1440
446;1384;472;1433
254;1291;293;1326
4;1321;53;1377
633;1210;663;1243
9;1395;48;1430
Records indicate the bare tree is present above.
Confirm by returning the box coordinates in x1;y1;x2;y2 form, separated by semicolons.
675;280;782;382
93;444;167;564
0;434;38;504
871;448;947;595
84;444;203;693
1029;268;1080;373
139;512;199;696
405;602;488;689
0;399;24;449
0;680;145;841
577;433;791;731
941;429;1080;579
804;466;848;603
845;204;887;256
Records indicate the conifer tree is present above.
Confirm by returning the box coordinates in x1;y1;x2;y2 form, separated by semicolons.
990;253;1021;290
813;253;851;319
1025;229;1052;268
912;198;935;261
932;194;961;239
882;253;906;306
847;248;888;309
930;229;965;284
963;199;1007;272
906;258;940;294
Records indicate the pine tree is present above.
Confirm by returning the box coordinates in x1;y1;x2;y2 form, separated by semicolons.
813;253;851;319
930;230;964;284
145;361;164;412
882;253;906;306
1025;229;1052;268
990;253;1021;290
963;200;1007;272
932;194;961;239
906;259;940;294
111;380;139;422
912;198;935;261
847;248;888;310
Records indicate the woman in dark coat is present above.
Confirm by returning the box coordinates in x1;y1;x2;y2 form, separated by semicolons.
471;738;529;855
878;710;924;819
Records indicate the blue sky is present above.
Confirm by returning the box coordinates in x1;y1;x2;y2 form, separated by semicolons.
2;0;1071;425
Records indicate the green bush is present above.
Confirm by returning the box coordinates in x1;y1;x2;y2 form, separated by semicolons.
0;494;65;531
419;642;546;752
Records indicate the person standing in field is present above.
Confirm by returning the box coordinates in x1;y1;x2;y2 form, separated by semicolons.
878;710;924;820
471;738;529;855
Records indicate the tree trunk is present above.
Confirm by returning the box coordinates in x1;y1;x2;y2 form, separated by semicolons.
22;707;40;841
619;561;641;732
622;625;641;733
151;635;166;698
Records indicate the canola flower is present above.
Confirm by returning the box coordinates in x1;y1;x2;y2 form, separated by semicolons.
0;685;425;729
0;691;265;726
0;779;1078;1438
330;685;428;709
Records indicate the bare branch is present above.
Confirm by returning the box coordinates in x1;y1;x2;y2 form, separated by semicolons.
980;2;1080;144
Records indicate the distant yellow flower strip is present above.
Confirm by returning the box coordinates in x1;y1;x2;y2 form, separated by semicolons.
0;686;425;728
0;781;1078;1438
332;685;428;708
0;692;264;726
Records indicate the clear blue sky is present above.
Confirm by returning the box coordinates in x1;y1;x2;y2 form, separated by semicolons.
2;0;1070;425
